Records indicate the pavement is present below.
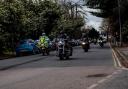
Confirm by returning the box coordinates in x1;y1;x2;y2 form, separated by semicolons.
91;69;128;89
112;46;128;68
89;44;128;89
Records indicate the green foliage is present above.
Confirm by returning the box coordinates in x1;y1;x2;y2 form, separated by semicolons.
85;0;128;43
86;0;117;17
0;0;85;53
88;28;99;39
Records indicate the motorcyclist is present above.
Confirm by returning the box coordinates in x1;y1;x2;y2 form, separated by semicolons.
81;33;89;46
81;33;89;42
98;36;104;47
58;31;68;39
57;31;73;56
38;33;50;50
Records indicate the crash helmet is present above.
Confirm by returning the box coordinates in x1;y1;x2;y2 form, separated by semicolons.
42;33;46;36
60;30;64;34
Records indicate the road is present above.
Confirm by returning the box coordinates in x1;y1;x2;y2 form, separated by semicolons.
0;44;117;89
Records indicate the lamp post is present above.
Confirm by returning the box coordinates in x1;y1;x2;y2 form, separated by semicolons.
117;0;122;46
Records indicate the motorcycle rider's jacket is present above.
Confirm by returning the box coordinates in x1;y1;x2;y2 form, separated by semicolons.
39;36;49;48
58;33;73;53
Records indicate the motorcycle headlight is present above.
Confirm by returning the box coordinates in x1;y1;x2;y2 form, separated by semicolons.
59;41;62;44
58;41;64;45
82;42;86;45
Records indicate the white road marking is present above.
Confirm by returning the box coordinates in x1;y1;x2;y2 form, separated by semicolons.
106;75;113;78
112;52;118;67
121;67;128;70
109;43;122;68
87;84;98;89
87;43;123;89
98;79;107;84
112;71;119;75
112;49;122;67
86;69;122;89
109;43;128;70
117;69;122;72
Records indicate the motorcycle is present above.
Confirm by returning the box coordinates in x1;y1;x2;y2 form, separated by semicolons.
40;43;49;56
81;41;89;52
56;39;72;60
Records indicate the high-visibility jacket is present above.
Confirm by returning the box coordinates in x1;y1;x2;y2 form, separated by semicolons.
39;36;49;48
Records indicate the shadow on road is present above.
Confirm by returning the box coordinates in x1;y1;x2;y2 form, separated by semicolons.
57;57;78;61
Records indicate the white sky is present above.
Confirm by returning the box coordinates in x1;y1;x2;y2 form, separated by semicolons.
84;8;103;30
69;0;103;30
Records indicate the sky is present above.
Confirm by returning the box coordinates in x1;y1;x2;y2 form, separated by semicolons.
69;0;103;30
83;8;103;30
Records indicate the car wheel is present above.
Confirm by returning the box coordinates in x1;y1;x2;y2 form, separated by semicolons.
35;48;40;54
16;52;20;57
32;49;36;55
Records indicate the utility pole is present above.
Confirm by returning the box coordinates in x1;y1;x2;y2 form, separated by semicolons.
69;2;74;19
75;3;78;19
118;0;122;46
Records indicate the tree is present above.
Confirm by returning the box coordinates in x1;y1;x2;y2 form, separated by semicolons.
0;0;85;53
88;27;99;39
85;0;128;44
55;0;85;38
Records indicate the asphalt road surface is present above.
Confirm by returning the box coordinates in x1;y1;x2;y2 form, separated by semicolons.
0;43;118;89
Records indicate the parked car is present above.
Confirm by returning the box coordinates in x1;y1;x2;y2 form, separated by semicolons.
34;39;42;52
15;39;40;56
